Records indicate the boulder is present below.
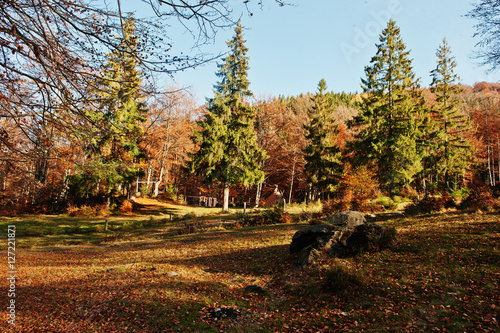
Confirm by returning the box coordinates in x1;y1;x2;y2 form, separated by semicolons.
289;224;336;254
294;245;323;268
323;210;366;228
326;223;386;258
290;211;389;267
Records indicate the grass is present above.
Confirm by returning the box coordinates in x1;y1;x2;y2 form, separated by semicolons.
0;199;320;248
0;201;498;332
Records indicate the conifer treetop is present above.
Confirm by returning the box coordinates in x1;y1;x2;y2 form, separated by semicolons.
431;38;460;90
362;19;418;95
214;20;252;100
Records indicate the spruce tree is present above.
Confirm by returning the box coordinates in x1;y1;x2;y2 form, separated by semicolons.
72;14;146;203
189;21;264;212
349;19;426;197
303;79;343;202
429;38;473;191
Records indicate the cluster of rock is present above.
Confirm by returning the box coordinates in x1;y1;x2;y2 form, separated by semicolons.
290;210;390;267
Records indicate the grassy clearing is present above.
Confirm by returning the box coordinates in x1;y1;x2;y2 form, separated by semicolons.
0;199;320;248
0;204;498;332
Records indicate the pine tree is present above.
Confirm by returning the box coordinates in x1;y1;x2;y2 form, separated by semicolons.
189;21;264;212
349;19;426;197
429;38;474;191
72;14;146;203
303;79;343;202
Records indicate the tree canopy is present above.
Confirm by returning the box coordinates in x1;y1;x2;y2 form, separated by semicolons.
349;19;426;196
189;21;264;211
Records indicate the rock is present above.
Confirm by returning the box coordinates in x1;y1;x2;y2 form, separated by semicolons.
207;307;241;320
327;223;386;257
323;210;366;228
244;285;267;294
289;224;336;254
290;211;390;267
294;245;322;268
165;271;179;277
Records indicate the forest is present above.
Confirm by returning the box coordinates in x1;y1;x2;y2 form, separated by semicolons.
0;7;499;215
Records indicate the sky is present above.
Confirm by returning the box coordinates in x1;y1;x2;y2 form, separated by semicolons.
124;0;499;104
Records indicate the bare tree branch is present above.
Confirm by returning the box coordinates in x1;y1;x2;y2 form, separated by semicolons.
466;0;500;73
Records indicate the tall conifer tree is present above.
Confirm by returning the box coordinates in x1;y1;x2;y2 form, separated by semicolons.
429;38;473;191
189;21;264;211
72;14;146;203
349;19;426;197
303;79;343;201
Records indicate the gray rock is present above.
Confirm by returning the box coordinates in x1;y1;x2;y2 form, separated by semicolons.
165;271;179;277
345;223;386;252
290;211;390;267
294;245;322;268
208;307;241;320
323;210;366;228
289;224;336;254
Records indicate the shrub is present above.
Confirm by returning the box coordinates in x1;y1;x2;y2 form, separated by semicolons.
166;183;176;200
323;262;365;295
176;221;203;235
404;193;455;215
119;200;134;213
374;196;397;210
96;205;111;216
322;165;384;214
339;165;380;210
67;204;105;217
139;185;150;198
261;205;290;224
451;187;471;200
460;181;499;212
261;206;281;224
322;197;347;216
66;205;80;217
401;186;419;201
236;213;251;225
236;213;264;226
181;212;197;220
278;211;292;223
94;224;105;233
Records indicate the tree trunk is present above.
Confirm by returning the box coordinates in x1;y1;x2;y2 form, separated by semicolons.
497;136;500;183
153;164;164;197
492;149;496;186
223;183;230;212
146;160;153;190
254;159;265;207
255;182;263;207
487;144;493;186
289;155;296;204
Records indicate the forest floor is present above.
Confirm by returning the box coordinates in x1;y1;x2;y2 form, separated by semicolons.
0;201;499;332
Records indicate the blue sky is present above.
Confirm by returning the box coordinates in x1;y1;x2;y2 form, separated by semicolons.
124;0;499;104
